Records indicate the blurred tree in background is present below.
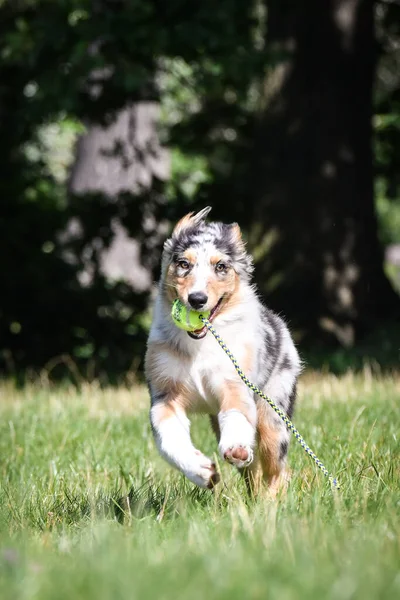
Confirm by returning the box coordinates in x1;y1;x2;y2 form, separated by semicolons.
0;0;399;379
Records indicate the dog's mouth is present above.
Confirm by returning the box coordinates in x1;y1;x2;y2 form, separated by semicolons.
188;297;224;340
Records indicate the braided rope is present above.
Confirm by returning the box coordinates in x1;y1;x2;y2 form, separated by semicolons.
200;316;340;490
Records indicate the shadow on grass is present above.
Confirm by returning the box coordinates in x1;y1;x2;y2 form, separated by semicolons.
1;480;231;532
114;479;237;524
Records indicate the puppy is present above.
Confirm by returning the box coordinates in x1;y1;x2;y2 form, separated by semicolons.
145;207;301;495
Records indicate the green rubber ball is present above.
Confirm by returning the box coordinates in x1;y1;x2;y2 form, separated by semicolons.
171;299;210;331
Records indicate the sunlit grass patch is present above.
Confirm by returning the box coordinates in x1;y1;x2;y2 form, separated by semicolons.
0;373;399;599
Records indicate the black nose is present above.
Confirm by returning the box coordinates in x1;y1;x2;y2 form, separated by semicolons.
188;292;208;310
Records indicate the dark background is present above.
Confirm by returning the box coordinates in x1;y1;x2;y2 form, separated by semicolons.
1;0;399;382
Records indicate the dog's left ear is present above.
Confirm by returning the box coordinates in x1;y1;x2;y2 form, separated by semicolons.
172;206;212;237
230;223;244;245
229;222;254;277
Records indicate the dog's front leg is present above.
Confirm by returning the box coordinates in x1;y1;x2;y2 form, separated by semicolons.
150;392;220;489
218;381;257;469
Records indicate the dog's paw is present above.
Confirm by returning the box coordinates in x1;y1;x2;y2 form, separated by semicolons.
185;451;220;489
222;445;254;469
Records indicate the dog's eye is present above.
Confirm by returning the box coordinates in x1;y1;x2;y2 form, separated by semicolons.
215;262;227;273
178;260;190;270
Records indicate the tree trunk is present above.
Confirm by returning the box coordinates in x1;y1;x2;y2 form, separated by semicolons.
67;101;169;291
252;0;399;346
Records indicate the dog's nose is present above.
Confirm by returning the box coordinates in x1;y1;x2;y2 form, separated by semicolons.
188;292;208;310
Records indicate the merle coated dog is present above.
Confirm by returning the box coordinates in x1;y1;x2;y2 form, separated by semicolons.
145;207;301;495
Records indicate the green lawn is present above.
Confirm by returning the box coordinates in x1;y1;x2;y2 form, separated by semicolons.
0;371;399;599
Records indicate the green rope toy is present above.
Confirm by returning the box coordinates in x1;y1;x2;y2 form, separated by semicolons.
171;299;340;490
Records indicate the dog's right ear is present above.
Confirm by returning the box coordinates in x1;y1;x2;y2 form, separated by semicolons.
162;206;212;267
172;206;212;237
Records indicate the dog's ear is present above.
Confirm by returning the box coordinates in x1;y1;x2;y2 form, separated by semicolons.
230;223;243;243
172;206;212;237
230;223;247;251
193;206;212;223
228;222;254;277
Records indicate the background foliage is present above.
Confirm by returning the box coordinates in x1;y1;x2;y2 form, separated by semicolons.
0;0;399;379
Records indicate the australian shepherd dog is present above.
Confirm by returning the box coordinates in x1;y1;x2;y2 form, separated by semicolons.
145;207;301;495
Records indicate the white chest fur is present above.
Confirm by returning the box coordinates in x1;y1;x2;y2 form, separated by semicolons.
148;293;262;414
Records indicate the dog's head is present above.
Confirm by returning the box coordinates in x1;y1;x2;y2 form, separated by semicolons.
161;207;254;338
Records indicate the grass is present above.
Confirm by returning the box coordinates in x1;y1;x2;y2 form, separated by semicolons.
0;371;399;599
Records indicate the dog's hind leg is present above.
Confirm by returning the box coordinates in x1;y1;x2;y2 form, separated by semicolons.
240;398;290;498
256;384;296;497
257;408;290;497
253;346;298;496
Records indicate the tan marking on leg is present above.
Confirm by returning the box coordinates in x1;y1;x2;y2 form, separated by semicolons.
146;366;193;413
256;404;288;498
150;398;181;427
218;381;256;466
220;380;252;419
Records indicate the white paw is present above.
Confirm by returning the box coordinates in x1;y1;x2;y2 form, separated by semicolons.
217;410;256;469
220;444;254;469
183;451;220;489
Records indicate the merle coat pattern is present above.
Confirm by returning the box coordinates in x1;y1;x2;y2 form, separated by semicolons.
145;207;301;495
